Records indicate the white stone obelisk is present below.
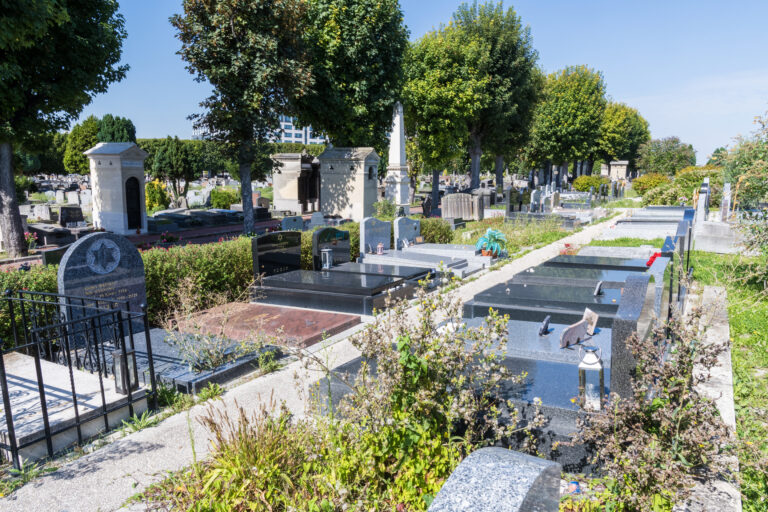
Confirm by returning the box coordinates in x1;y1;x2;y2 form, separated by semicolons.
385;102;410;215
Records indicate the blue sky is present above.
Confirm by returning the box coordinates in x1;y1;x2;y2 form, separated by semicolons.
76;0;768;164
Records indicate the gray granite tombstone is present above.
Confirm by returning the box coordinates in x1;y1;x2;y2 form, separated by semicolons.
309;212;325;228
360;217;391;254
252;231;302;277
529;189;542;213
33;204;52;221
281;215;304;231
428;447;561;512
57;232;147;329
312;227;351;270
393;217;421;249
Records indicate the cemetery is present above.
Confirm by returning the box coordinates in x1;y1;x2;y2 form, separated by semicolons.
2;1;767;511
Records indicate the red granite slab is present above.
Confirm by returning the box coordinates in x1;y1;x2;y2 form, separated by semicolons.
178;302;360;348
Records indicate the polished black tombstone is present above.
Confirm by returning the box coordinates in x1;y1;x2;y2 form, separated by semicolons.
542;255;649;272
328;262;433;281
312;227;351;270
469;282;623;317
511;266;645;289
252;231;302;278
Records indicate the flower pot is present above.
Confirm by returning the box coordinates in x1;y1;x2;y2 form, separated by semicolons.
481;249;497;257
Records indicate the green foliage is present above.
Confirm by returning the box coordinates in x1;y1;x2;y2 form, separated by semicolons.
373;199;397;219
722;113;768;209
419;217;452;244
587;237;665;248
708;146;728;166
97;113;136;143
152;136;199;199
268;142;326;157
37;131;67;175
296;0;408;150
63;115;100;174
632;172;670;195
0;265;58;346
209;188;240;209
13;175;36;203
145;179;170;212
637;136;696;176
474;228;507;255
642;166;723;207
121;411;159;434
197;382;224;401
528;65;607;165
572;174;609;192
597;102;650;169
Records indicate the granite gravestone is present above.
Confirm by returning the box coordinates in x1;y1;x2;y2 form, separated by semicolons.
57;232;147;329
721;183;731;221
281;216;304;231
59;205;85;227
394;217;420;249
252;231;302;278
309;212;326;228
312;227;351;270
360;217;391;254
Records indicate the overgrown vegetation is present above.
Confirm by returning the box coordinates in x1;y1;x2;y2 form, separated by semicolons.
631;172;670;195
642;165;723;207
452;215;568;251
573;174;609;192
210;188;241;209
140;286;544;511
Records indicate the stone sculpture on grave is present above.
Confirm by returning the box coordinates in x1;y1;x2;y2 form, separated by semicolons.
317;147;379;222
271;152;319;214
85;142;149;235
384;102;410;215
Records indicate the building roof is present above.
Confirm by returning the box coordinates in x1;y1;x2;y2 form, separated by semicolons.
317;146;379;161
84;142;149;159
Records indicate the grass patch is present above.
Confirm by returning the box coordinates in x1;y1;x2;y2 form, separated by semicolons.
256;186;273;201
451;216;567;254
587;237;665;248
603;198;641;208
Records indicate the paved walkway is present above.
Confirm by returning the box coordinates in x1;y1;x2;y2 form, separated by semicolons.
2;217;619;512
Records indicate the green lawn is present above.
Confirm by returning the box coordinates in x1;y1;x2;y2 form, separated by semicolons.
603;198;642;208
587;237;665;248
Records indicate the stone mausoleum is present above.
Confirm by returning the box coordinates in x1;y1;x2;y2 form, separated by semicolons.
271;152;320;214
85;142;149;235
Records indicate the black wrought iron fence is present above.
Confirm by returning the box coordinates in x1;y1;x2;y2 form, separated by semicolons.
0;290;157;469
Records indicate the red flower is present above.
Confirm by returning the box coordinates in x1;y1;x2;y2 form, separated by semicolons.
646;251;662;267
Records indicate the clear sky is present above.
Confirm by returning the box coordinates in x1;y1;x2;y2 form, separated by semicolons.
76;0;768;164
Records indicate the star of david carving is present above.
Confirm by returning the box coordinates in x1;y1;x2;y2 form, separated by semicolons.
92;243;117;272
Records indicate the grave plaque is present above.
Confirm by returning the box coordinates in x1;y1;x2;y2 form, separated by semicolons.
560;319;590;349
312;228;351;270
58;232;147;329
360;217;391;254
309;212;325;228
393;217;420;249
59;205;85;227
252;231;302;277
582;308;599;335
281;215;303;231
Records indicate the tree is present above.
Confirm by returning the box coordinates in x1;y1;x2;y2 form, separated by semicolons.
98;113;136;142
707;146;728;167
63;115;100;175
596;102;650;174
0;0;127;257
527;65;607;184
172;0;311;234
294;0;408;150
637;136;696;176
151;136;197;200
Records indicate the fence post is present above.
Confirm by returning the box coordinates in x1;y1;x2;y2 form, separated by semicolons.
0;332;20;469
141;304;158;411
115;310;134;418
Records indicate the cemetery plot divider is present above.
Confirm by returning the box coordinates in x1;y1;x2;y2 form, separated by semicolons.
0;290;157;469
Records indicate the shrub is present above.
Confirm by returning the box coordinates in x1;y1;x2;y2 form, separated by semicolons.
210;188;240;209
419;217;452;244
573;175;609;192
0;265;59;346
373;198;397;219
141;237;253;325
642;166;724;208
14;175;37;203
145;179;170;211
632;172;670;195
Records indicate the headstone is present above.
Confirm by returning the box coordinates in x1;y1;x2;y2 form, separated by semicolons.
559;319;590;348
721;183;732;221
312;227;351;270
66;191;80;205
59;206;84;227
394;217;421;249
384;102;410;214
79;189;92;206
309;212;326;228
360;217;391;254
55;190;65;204
256;197;271;209
471;195;484;221
281;215;303;231
550;191;560;211
34;204;52;221
252;231;302;277
442;193;474;220
57;232;147;329
529;189;542;213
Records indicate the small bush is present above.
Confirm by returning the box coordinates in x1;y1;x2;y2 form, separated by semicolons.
14;175;37;203
0;265;58;346
632;172;670;195
210;188;240;209
573;175;609;192
145;179;170;211
419;217;452;244
642;166;724;208
373;198;397;219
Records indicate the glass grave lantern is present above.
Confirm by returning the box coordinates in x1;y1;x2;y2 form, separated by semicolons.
578;345;604;411
113;347;139;395
321;248;334;270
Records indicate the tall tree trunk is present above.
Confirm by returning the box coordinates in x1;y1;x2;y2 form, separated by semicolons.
571;161;578;182
0;142;27;258
469;134;482;190
494;155;504;196
431;169;440;216
239;141;255;235
545;160;552;186
586;159;594;176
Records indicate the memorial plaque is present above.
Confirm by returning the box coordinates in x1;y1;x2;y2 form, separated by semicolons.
58;232;147;329
393;217;420;249
360;217;391;254
560;319;590;349
582;308;599;335
252;231;301;278
312;228;351;270
281;215;303;231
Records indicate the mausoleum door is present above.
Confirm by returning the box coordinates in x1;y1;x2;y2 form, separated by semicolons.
125;177;142;230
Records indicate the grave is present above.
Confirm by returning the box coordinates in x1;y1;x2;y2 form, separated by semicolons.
384;102;410;215
281;215;304;231
393;216;492;270
58;232;148;329
252;230;415;315
317;147;379;222
59;205;85;227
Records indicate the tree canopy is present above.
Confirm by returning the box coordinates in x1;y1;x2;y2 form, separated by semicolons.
596;102;650;169
528;65;607;167
172;0;312;234
294;0;409;150
637;136;697;176
151;136;197;199
97;113;136;143
63;115;100;175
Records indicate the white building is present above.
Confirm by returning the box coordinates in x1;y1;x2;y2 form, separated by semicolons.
274;116;326;145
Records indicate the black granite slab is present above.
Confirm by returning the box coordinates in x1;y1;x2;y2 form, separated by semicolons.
472;283;622;315
543;254;649;272
329;262;433;280
262;270;403;296
252;231;302;277
511;266;643;288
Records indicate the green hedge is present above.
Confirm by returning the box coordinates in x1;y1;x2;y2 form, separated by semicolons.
632;173;670;195
210;188;241;209
642;167;724;208
573;175;609;192
420;218;452;244
0;265;59;345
